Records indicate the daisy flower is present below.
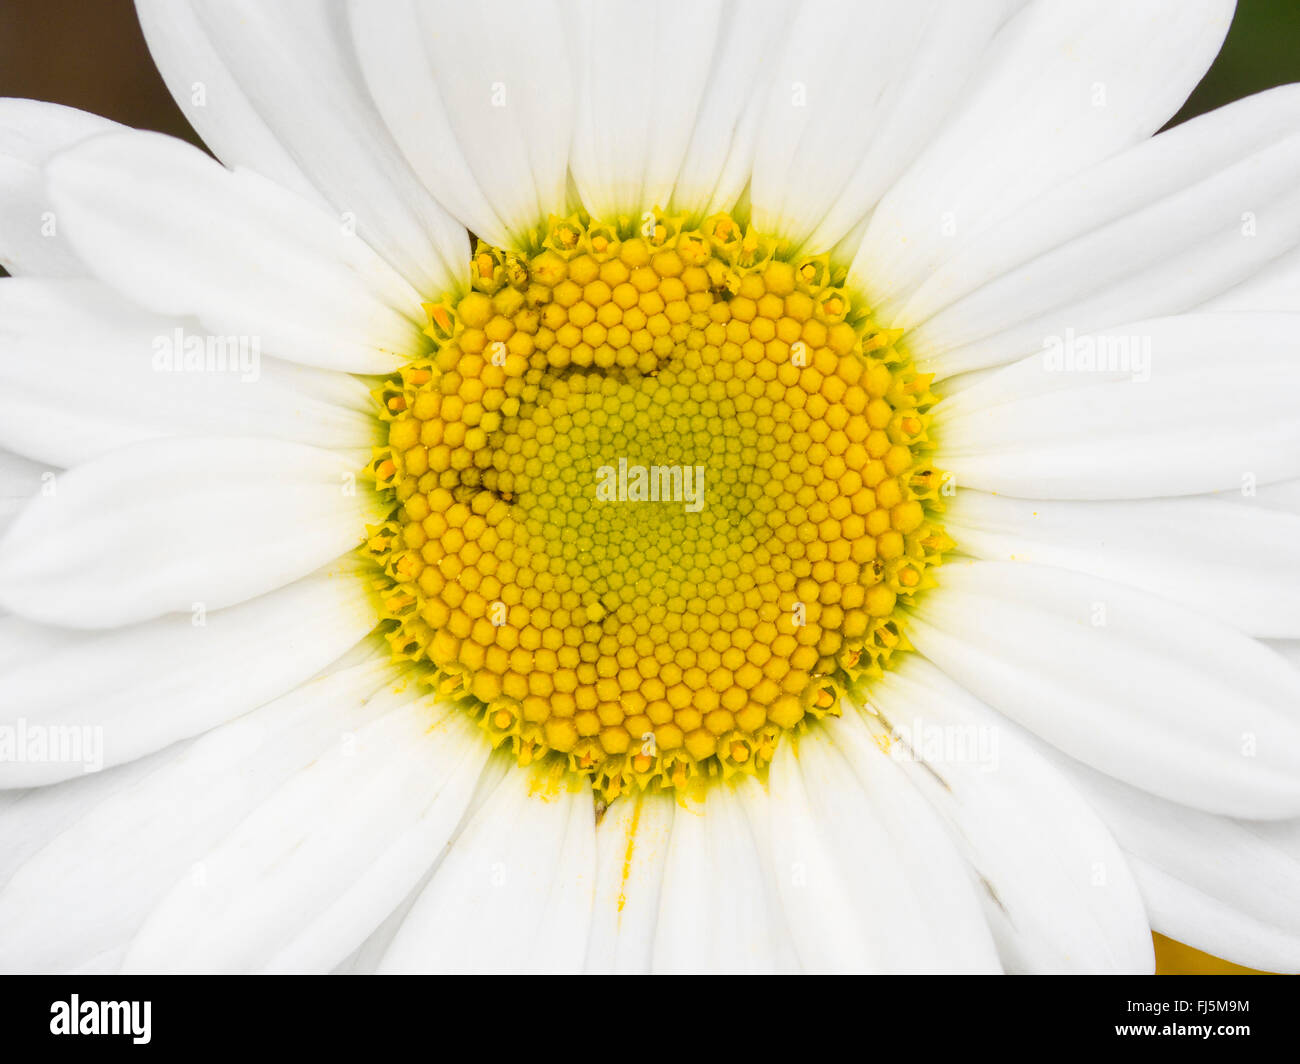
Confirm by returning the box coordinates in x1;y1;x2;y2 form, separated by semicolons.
1;0;1298;975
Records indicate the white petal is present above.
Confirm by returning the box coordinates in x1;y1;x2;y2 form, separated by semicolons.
566;0;725;223
900;85;1300;375
767;714;1000;972
751;0;1014;251
945;490;1300;637
0;565;377;786
0;99;122;276
1050;757;1300;973
584;791;674;974
348;0;572;250
862;656;1153;972
1267;639;1300;673
0;660;394;972
850;0;1233;313
330;868;436;967
0;612;78;673
333;753;514;974
652;779;798;973
0;437;383;628
910;560;1300;817
378;759;596;973
1230;478;1300;514
123;680;490;973
0;278;378;468
46;129;427;373
1203;244;1300;314
135;0;468;296
667;0;796;219
331;872;433;974
937;314;1300;499
0;450;51;535
132;2;321;203
0;742;185;894
731;772;804;966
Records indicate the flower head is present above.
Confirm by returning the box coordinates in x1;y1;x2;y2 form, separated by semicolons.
1;0;1299;975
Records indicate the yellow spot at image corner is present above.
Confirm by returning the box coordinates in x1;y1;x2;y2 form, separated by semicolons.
369;208;950;802
1153;934;1269;975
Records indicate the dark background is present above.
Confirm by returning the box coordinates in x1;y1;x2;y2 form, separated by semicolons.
0;0;202;146
0;0;1295;976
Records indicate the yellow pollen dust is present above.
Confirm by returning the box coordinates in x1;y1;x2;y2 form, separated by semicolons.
369;212;950;801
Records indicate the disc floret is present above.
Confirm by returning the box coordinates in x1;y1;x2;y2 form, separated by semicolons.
369;211;949;801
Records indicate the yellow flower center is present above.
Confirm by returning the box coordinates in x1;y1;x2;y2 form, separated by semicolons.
369;213;948;801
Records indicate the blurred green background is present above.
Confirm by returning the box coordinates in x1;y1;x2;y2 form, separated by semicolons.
0;0;1294;975
1169;0;1300;125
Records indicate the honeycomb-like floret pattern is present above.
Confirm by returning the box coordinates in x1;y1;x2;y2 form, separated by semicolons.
369;213;948;799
